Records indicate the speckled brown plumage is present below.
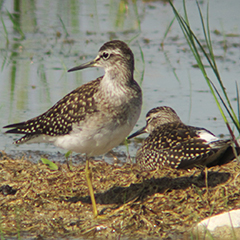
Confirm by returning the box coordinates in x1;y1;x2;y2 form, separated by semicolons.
4;79;100;143
128;106;239;170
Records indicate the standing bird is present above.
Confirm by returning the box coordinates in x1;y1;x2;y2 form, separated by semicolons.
3;40;142;217
128;106;239;170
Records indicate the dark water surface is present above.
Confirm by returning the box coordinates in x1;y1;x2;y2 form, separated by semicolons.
0;0;240;164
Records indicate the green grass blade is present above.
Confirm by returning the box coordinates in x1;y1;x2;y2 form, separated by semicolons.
163;51;180;83
138;42;145;85
132;0;141;32
201;2;235;114
161;16;175;48
65;150;72;159
58;15;70;38
6;9;25;40
209;79;240;133
236;82;240;124
1;15;9;45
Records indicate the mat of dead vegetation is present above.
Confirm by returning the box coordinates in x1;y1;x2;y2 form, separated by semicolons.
0;151;240;239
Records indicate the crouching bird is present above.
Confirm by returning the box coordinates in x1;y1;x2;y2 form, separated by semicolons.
128;106;239;170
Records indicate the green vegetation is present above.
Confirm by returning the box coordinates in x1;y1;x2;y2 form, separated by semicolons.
41;158;59;170
6;9;25;40
169;0;240;146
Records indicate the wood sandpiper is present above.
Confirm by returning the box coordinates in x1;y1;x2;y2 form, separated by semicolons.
4;40;142;217
128;106;239;170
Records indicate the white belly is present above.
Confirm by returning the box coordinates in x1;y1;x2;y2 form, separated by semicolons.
53;120;132;156
35;108;141;156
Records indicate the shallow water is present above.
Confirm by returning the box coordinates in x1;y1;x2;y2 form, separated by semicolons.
0;0;240;164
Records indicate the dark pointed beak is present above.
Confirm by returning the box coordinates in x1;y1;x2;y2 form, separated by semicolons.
127;126;147;140
68;58;98;72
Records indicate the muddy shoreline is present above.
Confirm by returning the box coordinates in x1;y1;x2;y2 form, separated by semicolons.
1;151;240;239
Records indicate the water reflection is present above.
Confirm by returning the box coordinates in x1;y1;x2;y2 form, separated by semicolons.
0;0;239;163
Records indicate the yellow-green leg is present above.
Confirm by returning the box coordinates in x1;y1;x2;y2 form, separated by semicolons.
205;167;208;195
85;159;98;218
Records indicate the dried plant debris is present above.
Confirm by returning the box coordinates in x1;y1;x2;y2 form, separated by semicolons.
0;151;240;239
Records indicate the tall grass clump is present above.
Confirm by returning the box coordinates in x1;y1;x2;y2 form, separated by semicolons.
169;0;240;147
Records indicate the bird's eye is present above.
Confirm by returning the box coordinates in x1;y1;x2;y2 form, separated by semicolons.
102;52;109;60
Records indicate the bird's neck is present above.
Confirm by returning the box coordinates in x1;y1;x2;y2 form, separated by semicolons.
103;64;133;84
97;65;134;104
